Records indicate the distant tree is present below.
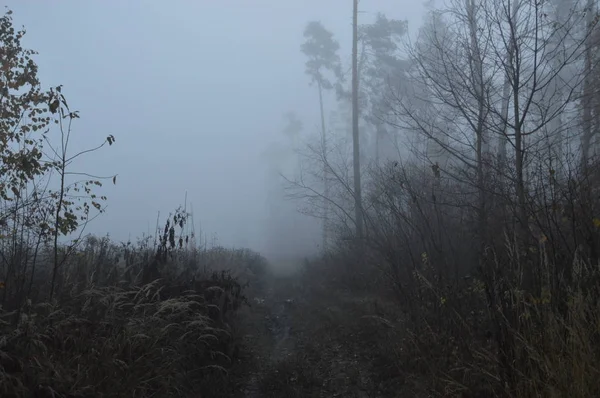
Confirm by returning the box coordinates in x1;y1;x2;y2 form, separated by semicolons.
360;13;410;163
282;111;303;148
301;21;341;250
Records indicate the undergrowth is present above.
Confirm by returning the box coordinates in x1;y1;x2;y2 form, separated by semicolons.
0;227;268;397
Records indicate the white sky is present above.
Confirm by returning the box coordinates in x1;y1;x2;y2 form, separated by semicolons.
6;0;425;253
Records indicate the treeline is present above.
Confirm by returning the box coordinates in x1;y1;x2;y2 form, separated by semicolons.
289;0;600;396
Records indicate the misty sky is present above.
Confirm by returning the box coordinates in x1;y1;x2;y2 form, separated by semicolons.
7;1;424;253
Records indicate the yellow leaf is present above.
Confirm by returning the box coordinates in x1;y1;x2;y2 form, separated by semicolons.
593;218;600;228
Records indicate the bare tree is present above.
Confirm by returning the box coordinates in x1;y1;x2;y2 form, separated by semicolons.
483;0;595;242
385;0;597;249
283;124;358;239
580;0;599;167
385;0;493;249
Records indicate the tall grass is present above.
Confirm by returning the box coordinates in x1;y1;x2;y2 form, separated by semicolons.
0;230;269;397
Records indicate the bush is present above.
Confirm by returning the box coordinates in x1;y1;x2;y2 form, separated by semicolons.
300;157;600;397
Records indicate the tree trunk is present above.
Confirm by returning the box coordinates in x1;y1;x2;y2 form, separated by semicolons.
497;49;514;163
467;0;488;248
50;160;66;300
497;0;520;165
318;81;329;251
580;0;594;170
352;0;364;241
375;123;382;165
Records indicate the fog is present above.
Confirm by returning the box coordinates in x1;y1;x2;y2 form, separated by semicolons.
5;0;424;260
4;1;600;395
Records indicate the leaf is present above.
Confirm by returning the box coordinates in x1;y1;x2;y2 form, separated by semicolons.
113;175;117;185
593;218;600;228
49;99;60;114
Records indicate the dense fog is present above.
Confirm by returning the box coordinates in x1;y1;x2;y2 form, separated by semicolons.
4;0;423;260
2;0;600;396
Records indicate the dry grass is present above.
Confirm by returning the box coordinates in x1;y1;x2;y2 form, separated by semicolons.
0;237;267;397
281;243;600;398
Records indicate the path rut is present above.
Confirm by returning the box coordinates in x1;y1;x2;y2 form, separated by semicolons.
241;279;295;397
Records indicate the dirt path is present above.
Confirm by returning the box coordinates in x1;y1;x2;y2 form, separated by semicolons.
229;270;403;398
236;275;296;398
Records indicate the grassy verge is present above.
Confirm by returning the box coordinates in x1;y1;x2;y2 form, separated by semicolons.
0;239;269;397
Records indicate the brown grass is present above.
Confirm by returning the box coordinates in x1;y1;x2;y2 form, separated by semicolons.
0;237;268;397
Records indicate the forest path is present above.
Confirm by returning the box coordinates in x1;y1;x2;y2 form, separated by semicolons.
234;273;297;398
229;265;385;398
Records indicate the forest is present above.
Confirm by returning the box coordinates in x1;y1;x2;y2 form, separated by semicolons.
1;0;600;396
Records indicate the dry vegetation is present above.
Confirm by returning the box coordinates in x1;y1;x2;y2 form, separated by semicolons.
0;222;271;397
3;3;600;397
269;1;600;396
0;10;274;397
262;160;600;397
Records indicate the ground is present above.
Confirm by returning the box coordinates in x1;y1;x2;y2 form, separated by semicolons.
224;266;412;398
